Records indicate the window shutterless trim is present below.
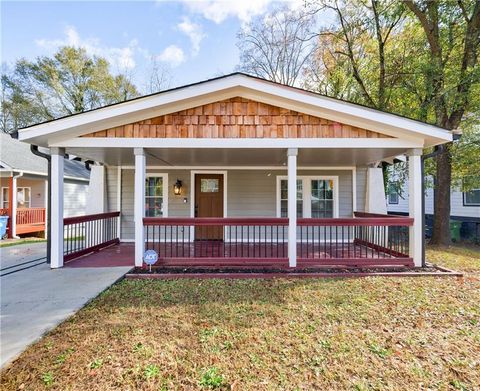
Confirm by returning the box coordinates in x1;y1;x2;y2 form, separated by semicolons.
145;173;168;217
463;189;480;207
276;175;339;218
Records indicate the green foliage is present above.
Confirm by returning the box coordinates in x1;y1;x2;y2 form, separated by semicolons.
40;371;54;386
143;364;160;380
199;367;226;389
89;358;103;369
1;46;139;133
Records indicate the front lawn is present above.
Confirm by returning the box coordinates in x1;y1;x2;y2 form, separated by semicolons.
1;246;479;390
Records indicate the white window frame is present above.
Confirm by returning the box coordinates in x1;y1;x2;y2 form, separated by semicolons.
145;173;168;217
1;187;9;209
16;187;31;208
2;186;32;208
276;176;339;218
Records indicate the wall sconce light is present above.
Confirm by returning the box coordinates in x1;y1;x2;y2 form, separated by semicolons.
173;179;183;195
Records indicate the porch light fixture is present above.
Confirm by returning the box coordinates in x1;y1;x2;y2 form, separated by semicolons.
173;179;183;195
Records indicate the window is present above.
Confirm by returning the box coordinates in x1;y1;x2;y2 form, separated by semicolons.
17;188;31;208
463;177;480;206
311;179;334;218
464;189;480;206
1;188;8;208
280;179;303;217
277;176;338;218
388;183;399;204
145;175;168;217
201;179;219;193
1;187;31;208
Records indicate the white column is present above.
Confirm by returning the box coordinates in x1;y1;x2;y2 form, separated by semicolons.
44;179;48;239
287;148;298;267
134;148;146;267
11;175;18;238
365;167;387;214
51;147;64;269
408;149;423;267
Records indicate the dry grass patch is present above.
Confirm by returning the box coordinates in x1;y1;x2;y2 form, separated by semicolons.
1;247;479;390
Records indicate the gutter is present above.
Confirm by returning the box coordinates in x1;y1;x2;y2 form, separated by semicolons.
30;145;51;264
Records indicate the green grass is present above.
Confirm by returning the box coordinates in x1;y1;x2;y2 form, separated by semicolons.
0;238;46;248
1;246;479;390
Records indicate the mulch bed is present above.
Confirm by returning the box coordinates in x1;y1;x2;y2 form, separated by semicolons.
127;263;462;279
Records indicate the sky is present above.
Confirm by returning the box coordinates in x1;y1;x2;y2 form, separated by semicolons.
1;0;305;92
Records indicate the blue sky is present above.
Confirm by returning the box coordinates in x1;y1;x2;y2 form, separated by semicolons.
1;1;301;92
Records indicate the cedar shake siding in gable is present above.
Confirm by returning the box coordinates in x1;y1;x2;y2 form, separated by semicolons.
83;98;391;139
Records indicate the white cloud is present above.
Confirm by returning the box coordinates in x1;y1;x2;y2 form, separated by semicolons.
177;17;205;56
156;0;272;24
35;26;137;71
156;45;186;67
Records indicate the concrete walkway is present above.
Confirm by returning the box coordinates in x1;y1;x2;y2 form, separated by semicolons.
0;243;131;368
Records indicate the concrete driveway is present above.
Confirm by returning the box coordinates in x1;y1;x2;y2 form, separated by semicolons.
0;243;131;368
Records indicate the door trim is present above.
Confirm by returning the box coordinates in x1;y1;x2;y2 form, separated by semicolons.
190;170;227;219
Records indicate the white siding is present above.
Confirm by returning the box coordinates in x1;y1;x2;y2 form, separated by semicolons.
387;180;480;219
63;182;89;217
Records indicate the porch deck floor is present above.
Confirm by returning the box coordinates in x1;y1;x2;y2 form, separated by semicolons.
65;242;411;268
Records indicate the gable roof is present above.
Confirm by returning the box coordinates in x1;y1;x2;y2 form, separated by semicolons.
16;72;452;147
0;133;89;180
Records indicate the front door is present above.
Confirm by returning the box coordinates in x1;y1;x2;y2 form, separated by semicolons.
195;174;224;240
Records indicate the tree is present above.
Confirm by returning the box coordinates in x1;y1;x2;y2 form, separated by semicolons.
1;46;139;133
306;0;406;110
144;58;172;94
403;0;480;245
236;7;316;86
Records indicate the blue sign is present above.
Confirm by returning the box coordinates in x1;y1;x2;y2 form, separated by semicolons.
144;250;158;266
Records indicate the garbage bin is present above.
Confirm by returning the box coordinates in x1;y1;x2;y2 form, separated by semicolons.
0;216;9;240
450;220;462;242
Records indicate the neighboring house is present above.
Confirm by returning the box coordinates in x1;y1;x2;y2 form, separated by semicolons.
15;73;453;269
0;132;90;238
387;177;480;242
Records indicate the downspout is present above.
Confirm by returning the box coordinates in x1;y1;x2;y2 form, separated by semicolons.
11;171;23;239
30;145;52;264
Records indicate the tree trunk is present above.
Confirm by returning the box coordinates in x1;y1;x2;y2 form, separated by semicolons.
430;143;452;245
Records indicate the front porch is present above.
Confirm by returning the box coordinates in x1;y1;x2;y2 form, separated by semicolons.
61;211;414;269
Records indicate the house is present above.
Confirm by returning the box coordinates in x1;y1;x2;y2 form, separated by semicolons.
0;132;90;238
387;175;480;242
14;73;453;269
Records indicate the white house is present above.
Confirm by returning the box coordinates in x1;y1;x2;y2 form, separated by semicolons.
14;73;453;269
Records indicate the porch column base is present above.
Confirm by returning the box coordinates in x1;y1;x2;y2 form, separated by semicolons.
408;149;422;267
51;147;65;269
288;148;298;267
134;148;146;267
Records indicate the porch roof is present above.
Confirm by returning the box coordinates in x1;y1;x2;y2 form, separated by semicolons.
16;73;452;149
62;146;409;167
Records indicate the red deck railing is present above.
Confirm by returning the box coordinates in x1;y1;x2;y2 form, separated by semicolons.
143;214;414;268
63;211;120;262
16;207;46;225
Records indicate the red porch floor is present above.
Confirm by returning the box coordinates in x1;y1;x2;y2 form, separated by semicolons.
64;243;134;268
64;242;412;268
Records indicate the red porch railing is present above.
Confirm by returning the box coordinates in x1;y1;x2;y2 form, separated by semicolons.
144;217;289;266
63;211;120;262
0;208;8;216
297;213;413;267
143;215;414;268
